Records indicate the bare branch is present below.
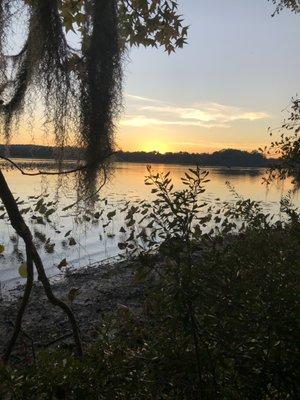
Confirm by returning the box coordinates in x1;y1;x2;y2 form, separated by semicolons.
0;153;115;176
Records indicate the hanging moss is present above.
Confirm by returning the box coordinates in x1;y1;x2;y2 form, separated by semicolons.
80;0;122;167
0;0;121;189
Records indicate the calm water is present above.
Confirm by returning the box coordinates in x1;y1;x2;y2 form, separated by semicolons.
0;160;299;290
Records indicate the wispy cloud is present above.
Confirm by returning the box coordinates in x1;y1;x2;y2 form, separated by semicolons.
122;95;270;129
120;115;229;129
125;94;164;104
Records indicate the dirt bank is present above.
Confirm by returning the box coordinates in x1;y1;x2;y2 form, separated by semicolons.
0;260;145;365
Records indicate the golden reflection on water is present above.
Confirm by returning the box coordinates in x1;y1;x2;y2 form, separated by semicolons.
1;160;299;206
0;160;299;287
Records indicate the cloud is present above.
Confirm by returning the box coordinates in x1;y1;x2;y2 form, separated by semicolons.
122;95;270;129
125;94;163;103
140;103;269;124
120;115;229;129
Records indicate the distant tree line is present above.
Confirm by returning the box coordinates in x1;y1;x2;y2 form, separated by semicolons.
0;145;275;167
117;149;273;167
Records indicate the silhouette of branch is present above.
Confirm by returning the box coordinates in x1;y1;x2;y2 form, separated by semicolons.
0;170;83;362
0;153;115;176
2;246;34;363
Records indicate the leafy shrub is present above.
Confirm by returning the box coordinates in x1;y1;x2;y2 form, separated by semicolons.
1;168;299;399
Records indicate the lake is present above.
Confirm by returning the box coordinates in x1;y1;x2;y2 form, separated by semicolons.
0;160;299;291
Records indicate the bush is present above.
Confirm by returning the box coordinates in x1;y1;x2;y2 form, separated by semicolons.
1;168;299;399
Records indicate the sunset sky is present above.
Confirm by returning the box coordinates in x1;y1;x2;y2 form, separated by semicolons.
8;0;300;154
117;0;300;153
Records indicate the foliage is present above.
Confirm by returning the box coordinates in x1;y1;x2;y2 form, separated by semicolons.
269;0;300;15
0;145;271;167
0;187;122;278
22;0;188;53
1;168;299;399
0;0;187;186
261;98;300;187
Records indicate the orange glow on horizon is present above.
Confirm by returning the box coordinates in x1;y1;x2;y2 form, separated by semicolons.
3;122;271;155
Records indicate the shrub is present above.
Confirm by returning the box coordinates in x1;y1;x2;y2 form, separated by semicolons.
1;168;299;399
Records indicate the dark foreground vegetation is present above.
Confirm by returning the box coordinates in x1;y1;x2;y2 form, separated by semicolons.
0;168;299;399
0;145;273;167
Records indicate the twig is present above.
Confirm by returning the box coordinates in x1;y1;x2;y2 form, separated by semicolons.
43;333;74;348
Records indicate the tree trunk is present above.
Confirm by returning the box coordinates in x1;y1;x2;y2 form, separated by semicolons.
0;169;83;362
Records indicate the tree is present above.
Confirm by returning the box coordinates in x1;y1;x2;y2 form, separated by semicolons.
262;98;300;186
269;0;300;15
0;0;188;363
266;1;300;184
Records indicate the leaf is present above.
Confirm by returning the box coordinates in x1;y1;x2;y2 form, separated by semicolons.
58;258;68;270
36;217;45;225
0;244;4;254
69;237;77;246
20;207;31;215
45;209;56;217
18;263;28;279
107;210;116;220
34;198;44;212
45;243;55;254
94;211;102;219
126;219;135;227
68;287;80;304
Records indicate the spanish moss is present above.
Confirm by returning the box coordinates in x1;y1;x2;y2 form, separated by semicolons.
0;0;122;191
80;0;122;182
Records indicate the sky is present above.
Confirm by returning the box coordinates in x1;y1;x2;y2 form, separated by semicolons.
117;0;300;153
7;0;300;154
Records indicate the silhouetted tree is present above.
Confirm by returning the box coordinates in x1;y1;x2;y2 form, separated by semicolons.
0;0;188;363
270;0;300;15
263;98;300;186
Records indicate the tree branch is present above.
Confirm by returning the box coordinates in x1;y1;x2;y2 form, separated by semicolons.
0;169;83;362
2;246;34;364
0;153;115;176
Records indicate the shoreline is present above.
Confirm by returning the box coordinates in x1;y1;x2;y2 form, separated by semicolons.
0;157;270;169
0;259;145;364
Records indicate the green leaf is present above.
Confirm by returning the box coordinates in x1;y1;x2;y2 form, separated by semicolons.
0;244;4;254
18;263;28;279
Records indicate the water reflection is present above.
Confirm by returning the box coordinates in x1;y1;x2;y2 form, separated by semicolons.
0;160;299;289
